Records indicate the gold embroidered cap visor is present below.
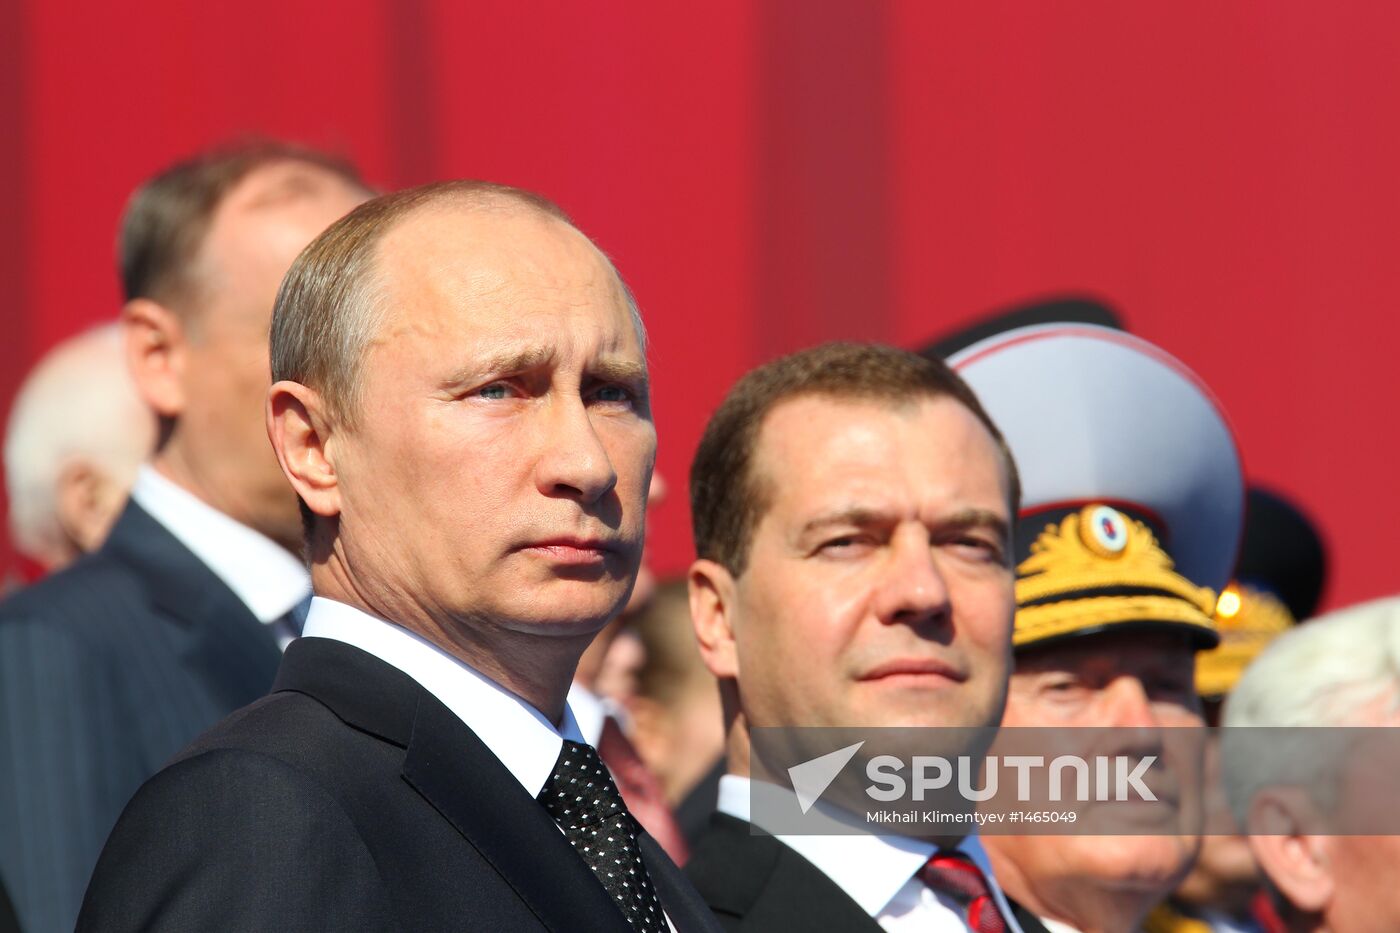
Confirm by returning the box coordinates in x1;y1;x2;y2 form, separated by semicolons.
1012;503;1220;650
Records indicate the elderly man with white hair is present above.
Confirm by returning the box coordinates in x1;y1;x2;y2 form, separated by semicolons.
4;324;155;575
1223;596;1400;933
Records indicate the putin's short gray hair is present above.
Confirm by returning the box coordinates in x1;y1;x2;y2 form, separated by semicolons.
270;179;642;427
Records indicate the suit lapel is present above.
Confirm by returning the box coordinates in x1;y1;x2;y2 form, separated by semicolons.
689;814;879;932
639;833;722;933
276;638;632;933
104;500;282;709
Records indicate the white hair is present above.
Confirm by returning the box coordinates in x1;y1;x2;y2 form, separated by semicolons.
3;324;154;561
1221;597;1400;825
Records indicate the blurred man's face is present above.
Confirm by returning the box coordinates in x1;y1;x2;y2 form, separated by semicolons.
182;161;366;548
332;205;655;639
988;631;1204;909
723;395;1016;730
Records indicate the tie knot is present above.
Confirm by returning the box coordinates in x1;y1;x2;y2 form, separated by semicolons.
537;740;630;831
919;851;1006;933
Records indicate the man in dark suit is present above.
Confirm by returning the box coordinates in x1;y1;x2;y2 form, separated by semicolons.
79;181;721;932
682;343;1045;932
0;142;369;932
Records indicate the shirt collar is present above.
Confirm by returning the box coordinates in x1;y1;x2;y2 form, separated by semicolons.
568;682;608;747
302;597;584;797
717;774;1015;923
130;464;309;623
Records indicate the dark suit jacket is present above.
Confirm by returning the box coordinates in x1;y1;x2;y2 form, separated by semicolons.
686;813;1049;933
0;880;18;933
78;636;722;932
0;500;283;933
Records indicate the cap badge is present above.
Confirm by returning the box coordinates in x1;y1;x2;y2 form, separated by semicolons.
1082;505;1130;558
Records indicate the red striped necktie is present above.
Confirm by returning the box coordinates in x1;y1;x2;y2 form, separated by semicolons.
918;851;1008;933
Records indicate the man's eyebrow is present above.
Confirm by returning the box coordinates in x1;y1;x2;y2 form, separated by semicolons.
798;508;895;538
588;358;649;386
937;508;1012;543
441;345;558;386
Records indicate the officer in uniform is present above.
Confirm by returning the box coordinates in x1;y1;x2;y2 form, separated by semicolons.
948;323;1245;933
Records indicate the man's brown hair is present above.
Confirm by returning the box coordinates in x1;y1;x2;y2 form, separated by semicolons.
690;341;1021;576
118;139;367;310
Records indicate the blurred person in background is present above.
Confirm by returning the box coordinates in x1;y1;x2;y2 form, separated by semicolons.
1146;487;1326;933
3;323;155;575
949;323;1245;933
1222;597;1400;933
0;140;369;933
622;579;726;846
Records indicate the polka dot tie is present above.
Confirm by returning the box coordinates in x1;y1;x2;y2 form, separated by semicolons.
918;851;1007;933
537;739;667;932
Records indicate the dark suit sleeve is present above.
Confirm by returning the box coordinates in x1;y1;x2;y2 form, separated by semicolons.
77;748;397;933
0;614;145;933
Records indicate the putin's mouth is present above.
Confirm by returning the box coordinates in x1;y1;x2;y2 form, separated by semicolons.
521;537;618;566
858;658;968;685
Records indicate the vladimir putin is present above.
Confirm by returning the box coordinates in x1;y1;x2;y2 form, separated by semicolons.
79;181;719;932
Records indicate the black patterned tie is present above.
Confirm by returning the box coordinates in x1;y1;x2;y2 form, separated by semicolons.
536;740;666;932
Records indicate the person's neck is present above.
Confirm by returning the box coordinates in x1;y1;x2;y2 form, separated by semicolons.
313;558;590;727
986;854;1152;933
148;449;300;555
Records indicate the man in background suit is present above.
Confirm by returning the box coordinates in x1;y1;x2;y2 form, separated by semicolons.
3;323;155;575
0;141;369;932
80;181;721;932
683;342;1044;932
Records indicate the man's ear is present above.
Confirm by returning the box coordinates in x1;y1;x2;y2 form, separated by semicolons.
123;299;187;418
54;461;125;554
689;559;740;680
1245;787;1334;915
267;381;340;520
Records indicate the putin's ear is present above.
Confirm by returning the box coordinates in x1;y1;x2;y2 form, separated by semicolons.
1245;788;1334;915
122;299;186;418
267;381;340;520
689;559;740;680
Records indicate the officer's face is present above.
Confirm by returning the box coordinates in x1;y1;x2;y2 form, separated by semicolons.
704;395;1016;732
985;631;1204;918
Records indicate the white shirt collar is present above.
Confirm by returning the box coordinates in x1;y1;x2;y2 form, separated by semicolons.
301;597;584;796
130;464;309;623
568;682;608;747
717;774;1021;929
1038;919;1083;933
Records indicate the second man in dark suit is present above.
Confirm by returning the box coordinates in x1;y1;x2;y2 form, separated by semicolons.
683;343;1044;932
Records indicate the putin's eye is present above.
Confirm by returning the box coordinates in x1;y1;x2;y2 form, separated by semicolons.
477;383;513;400
590;384;636;406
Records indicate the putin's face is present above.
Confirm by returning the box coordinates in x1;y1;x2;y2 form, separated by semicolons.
331;204;655;641
704;395;1016;732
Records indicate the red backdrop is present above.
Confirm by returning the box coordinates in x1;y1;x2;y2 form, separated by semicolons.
3;1;1396;609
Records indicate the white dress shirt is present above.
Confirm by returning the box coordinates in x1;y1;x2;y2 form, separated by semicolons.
718;775;1026;933
130;465;310;627
301;598;585;794
301;599;677;932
